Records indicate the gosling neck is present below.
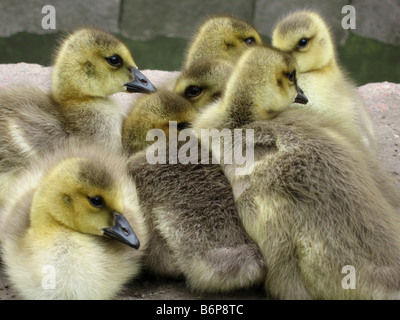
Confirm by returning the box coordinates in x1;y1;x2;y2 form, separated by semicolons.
51;70;111;105
52;86;109;105
321;54;339;74
222;87;258;129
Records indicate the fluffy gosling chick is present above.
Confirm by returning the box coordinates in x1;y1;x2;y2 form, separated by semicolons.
0;143;148;300
193;45;400;299
183;15;262;69
122;90;198;155
123;91;265;293
272;10;400;208
0;28;155;201
174;57;234;110
272;10;376;151
193;45;308;131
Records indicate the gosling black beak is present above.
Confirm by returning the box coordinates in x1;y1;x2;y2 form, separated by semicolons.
294;84;308;105
103;213;140;249
125;68;156;94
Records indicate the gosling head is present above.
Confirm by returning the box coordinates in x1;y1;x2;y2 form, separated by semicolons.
122;90;198;155
223;45;308;124
31;157;140;249
174;57;234;110
52;28;156;101
183;15;262;68
272;11;336;73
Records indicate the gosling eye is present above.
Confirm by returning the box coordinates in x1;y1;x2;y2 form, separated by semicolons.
287;71;296;83
88;196;105;208
244;37;256;46
297;38;309;49
105;55;123;68
177;122;191;131
184;86;203;99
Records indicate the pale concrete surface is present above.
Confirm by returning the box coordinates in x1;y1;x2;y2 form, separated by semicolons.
0;64;399;300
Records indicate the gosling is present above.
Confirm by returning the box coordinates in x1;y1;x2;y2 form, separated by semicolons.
0;142;148;300
272;10;376;151
122;89;198;155
0;28;155;203
123;90;266;293
183;15;262;69
193;45;400;299
174;56;234;110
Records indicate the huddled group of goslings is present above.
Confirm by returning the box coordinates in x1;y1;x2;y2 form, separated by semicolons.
0;11;399;300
